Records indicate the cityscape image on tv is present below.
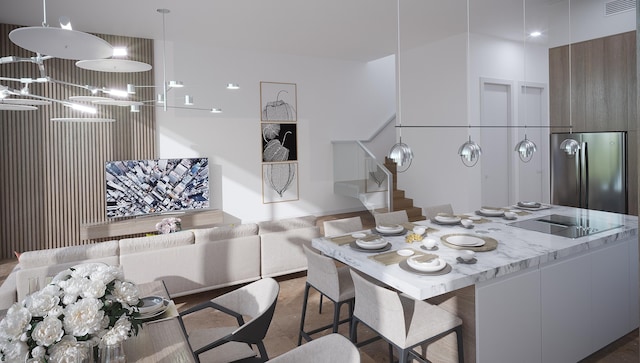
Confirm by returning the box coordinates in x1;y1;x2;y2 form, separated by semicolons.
106;158;209;218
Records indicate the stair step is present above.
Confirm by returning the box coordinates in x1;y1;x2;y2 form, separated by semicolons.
393;198;414;209
393;190;405;199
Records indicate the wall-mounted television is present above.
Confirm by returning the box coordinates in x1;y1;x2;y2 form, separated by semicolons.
106;158;209;218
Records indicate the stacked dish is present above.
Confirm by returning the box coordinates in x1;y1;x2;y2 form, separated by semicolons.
442;234;485;247
432;213;461;225
406;255;447;272
375;224;405;235
477;206;504;217
355;236;387;250
514;201;550;211
138;295;169;319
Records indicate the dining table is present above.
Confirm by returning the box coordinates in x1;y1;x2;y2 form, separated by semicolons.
311;204;639;363
125;280;196;363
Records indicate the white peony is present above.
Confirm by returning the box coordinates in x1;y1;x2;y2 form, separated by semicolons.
100;315;132;346
31;317;64;347
80;279;107;300
111;281;140;308
0;339;29;362
0;304;31;340
63;298;105;337
25;290;61;318
48;335;88;363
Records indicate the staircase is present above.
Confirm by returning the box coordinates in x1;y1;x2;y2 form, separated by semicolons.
382;157;426;222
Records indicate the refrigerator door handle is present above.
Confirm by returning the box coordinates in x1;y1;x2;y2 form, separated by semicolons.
581;141;589;209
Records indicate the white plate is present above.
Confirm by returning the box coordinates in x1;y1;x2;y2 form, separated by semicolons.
356;238;387;249
443;235;486;247
479;209;504;217
518;201;541;208
375;225;404;234
397;249;414;257
139;295;165;315
407;256;446;272
435;215;461;224
139;301;170;320
351;232;367;239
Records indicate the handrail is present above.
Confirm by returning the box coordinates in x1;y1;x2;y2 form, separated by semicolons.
357;140;393;212
359;114;396;143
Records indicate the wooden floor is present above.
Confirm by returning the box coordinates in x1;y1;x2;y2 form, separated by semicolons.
0;210;637;362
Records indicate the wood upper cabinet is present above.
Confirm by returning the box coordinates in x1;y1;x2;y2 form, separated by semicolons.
549;31;636;133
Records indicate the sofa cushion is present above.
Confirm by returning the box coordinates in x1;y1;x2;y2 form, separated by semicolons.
193;223;259;243
260;226;320;277
119;230;194;255
258;216;317;234
18;240;119;269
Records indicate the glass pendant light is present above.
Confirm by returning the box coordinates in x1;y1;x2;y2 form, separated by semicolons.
458;0;481;167
388;0;413;172
514;5;537;164
458;135;482;167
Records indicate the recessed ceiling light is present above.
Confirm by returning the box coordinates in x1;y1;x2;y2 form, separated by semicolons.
112;47;128;57
226;83;240;90
530;31;542;38
210;108;222;113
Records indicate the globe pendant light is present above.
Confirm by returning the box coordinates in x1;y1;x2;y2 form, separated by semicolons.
388;0;413;173
458;135;482;167
560;137;580;156
560;0;577;155
457;0;481;168
515;133;537;162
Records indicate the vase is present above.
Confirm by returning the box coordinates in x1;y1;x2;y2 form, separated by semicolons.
98;341;125;363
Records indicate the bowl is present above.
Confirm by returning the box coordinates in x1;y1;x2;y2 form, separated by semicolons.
139;296;165;315
413;226;426;235
459;250;476;262
460;219;473;228
504;211;517;219
422;238;437;250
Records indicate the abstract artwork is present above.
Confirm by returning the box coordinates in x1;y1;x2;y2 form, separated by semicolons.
262;162;299;203
260;82;297;122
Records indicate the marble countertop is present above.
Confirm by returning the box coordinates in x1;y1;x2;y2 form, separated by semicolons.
312;205;638;300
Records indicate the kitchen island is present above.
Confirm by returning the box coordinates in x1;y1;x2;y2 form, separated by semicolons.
312;205;638;363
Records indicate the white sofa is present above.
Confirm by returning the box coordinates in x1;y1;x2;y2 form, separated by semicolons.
0;216;319;309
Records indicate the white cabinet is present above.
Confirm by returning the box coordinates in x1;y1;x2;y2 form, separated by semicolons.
476;268;542;363
541;252;591;363
476;237;639;363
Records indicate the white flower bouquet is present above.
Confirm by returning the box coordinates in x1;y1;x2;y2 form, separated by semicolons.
0;263;142;362
155;217;182;234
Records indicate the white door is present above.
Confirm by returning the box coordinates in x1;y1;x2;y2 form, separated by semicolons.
480;79;512;207
517;82;548;203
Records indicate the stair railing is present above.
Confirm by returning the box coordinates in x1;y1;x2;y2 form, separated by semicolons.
331;115;396;214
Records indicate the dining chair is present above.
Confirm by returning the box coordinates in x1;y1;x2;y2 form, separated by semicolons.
271;334;360;363
323;216;364;237
424;204;454;219
298;245;355;345
373;210;409;226
349;270;464;363
179;277;280;363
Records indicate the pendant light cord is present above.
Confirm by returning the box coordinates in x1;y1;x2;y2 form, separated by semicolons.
396;0;402;144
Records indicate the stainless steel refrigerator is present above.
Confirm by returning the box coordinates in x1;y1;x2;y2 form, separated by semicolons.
550;132;627;214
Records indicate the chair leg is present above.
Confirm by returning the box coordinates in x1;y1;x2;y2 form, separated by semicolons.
332;301;341;333
319;294;323;314
456;326;464;363
297;283;312;346
350;317;359;343
256;341;269;361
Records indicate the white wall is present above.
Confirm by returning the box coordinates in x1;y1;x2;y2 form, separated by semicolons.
154;42;396;223
397;31;549;214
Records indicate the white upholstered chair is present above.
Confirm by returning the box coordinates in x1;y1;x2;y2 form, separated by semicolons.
271;334;360;363
180;277;280;363
298;245;355;345
349;270;464;363
373;210;409;226
323;217;364;237
424;204;454;219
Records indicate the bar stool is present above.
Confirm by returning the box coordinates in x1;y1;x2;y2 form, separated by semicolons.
298;245;355;345
349;270;464;363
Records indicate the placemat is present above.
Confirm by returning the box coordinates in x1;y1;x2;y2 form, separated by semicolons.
350;242;392;253
329;233;379;246
369;250;432;265
398;260;452;276
440;233;498;252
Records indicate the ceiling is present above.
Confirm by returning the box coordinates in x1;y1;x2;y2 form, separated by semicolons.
0;0;560;63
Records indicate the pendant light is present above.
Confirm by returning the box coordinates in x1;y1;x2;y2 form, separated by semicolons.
388;0;413;172
560;0;579;155
458;0;482;167
515;0;538;163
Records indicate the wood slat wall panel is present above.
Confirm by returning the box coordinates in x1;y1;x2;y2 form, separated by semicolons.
0;23;156;258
